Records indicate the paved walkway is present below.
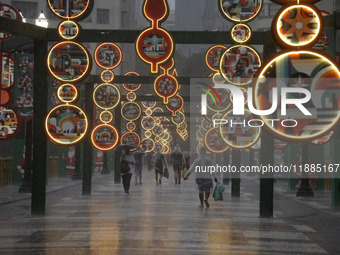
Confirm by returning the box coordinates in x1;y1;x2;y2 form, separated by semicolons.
0;170;339;254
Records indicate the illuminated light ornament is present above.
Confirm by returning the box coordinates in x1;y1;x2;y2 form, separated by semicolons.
126;121;136;132
47;41;91;83
0;89;11;105
99;110;114;123
121;102;142;121
154;59;179;104
100;70;115;83
123;72;142;91
253;50;340;142
201;118;212;131
310;131;334;145
57;84;78;103
0;4;22;40
206;87;231;113
205;127;229;153
219;45;261;86
126;92;137;102
177;121;187;131
91;124;119;151
141;116;156;130
205;45;227;72
152;125;164;136
120;132;141;151
94;43;122;70
145;108;153;116
166;94;183;116
136;0;174;73
273;4;323;48
144;130;152;138
212;73;226;84
230;24;252;44
141;138;155;152
58;20;80;40
1;55;14;88
45;104;88;145
219;109;261;148
171;110;185;126
93;83;121;110
142;100;157;109
47;0;90;19
218;0;262;23
0;106;21;140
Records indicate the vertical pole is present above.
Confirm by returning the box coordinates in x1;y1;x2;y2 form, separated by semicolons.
114;103;122;183
82;82;93;195
296;143;314;197
260;130;274;217
231;149;240;197
223;150;230;185
31;39;48;215
331;126;340;206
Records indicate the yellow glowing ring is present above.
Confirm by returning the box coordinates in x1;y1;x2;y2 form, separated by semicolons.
126;92;137;102
58;20;80;40
47;41;91;83
141;116;156;130
166;94;183;116
154;73;179;104
144;130;152;138
121;102;142;122
100;70;115;83
141;138;155;152
126;121;136;132
57;84;78;103
254;50;340;142
48;0;90;19
219;45;261;86
212;73;226;84
230;24;252;44
219;0;262;23
205;45;227;72
45;104;88;145
273;4;323;48
93;83;121;110
201;118;212;131
99;111;114;124
205;127;229;153
152;125;164;136
177;121;187;131
120;132;141;151
171;111;185;126
123;71;142;91
142;100;157;109
94;43;122;70
91;124;119;151
219;109;261;149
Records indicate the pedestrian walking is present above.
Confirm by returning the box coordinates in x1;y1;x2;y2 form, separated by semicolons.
170;144;185;185
152;146;168;185
133;146;146;185
120;148;135;195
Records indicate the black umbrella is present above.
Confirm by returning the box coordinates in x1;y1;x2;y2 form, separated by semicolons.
116;144;135;151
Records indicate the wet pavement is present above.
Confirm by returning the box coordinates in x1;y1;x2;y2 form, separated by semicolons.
0;170;339;254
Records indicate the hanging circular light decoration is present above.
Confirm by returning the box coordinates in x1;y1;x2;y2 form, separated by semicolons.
126;121;136;132
100;70;115;83
120;132;141;150
154;71;179;104
57;84;78;103
0;106;21;140
219;45;261;86
144;130;152;138
121;101;142;122
205;45;227;72
253;50;340;142
206;88;231;112
123;71;142;91
1;54;14;89
91;124;119;151
219;109;261;148
201;118;212;131
45;104;88;145
212;73;226;84
141;116;156;130
126;92;137;102
205;127;229;153
58;20;80;40
230;24;252;44
99;110;114;123
141;137;155;152
218;0;262;23
166;94;183;116
0;4;22;40
47;0;91;19
142;99;157;109
152;125;164;136
94;43;122;70
171;110;185;126
0;89;11;105
47;41;91;83
145;108;153;116
273;4;323;48
93;83;121;110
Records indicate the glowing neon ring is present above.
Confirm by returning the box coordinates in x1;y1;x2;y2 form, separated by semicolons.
57;84;78;103
58;20;80;40
121;102;141;121
141;138;155;152
218;0;262;23
231;24;252;44
91;124;119;151
120;132;141;151
100;70;115;83
126;121;136;132
99;111;113;124
205;45;227;72
94;43;122;70
123;71;141;91
141;116;156;130
154;74;179;104
45;104;88;145
171;111;185;126
93;83;121;110
205;127;229;153
47;0;91;19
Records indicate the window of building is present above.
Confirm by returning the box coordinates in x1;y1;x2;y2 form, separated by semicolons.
121;11;128;28
11;1;37;19
97;9;110;24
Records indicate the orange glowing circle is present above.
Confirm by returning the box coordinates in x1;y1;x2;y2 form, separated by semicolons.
274;4;323;48
93;83;121;110
154;74;179;104
47;0;90;19
0;89;11;105
141;137;155;152
120;132;141;151
166;94;183;116
47;41;91;83
126;121;136;132
123;72;142;91
45;104;88;145
58;20;80;40
100;70;115;83
141;116;156;130
99;111;113;124
94;43;122;70
230;24;252;44
205;45;227;72
57;84;78;103
219;0;262;23
126;92;137;102
171;111;185;126
121;102;141;121
91;124;119;151
205;127;229;153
